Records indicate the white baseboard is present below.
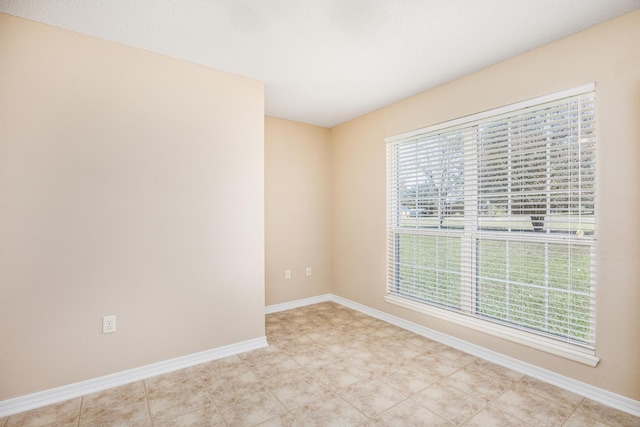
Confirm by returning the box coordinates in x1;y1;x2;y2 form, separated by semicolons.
265;293;331;314
329;294;640;418
0;336;267;418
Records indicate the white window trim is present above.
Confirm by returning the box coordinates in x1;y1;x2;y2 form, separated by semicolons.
385;83;599;366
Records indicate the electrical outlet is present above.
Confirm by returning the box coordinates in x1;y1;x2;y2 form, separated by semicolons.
306;267;312;276
103;315;116;334
285;270;291;280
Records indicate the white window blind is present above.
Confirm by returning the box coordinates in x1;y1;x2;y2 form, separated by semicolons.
386;85;597;363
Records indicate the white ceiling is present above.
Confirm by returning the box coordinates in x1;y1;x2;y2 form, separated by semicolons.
1;1;638;127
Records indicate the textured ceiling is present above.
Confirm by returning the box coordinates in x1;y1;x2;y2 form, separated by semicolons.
1;1;638;127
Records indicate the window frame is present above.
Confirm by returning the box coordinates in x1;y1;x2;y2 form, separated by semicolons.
385;84;598;366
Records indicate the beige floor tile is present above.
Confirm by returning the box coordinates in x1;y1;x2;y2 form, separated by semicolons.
373;363;439;396
573;399;640;427
358;317;392;328
197;354;245;372
434;347;478;365
288;345;342;370
322;340;363;357
562;411;609;427
367;329;398;341
291;324;320;335
492;388;575;426
442;360;522;402
305;331;343;346
255;411;300;426
238;345;290;368
377;323;415;337
515;376;584;409
412;351;475;378
5;398;81;427
328;346;363;364
145;368;212;422
79;381;152;427
376;338;424;360
413;380;486;425
269;335;315;352
291;393;368;427
348;350;406;377
328;319;369;332
266;323;290;335
469;359;525;382
334;378;406;418
309;361;372;389
267;372;331;410
401;335;443;352
346;349;380;368
198;357;263;401
464;405;535;427
251;357;308;383
10;400;81;427
216;385;288;427
361;360;406;378
153;404;226;427
392;326;426;340
373;398;452;426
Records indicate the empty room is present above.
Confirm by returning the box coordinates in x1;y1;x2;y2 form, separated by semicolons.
0;1;639;426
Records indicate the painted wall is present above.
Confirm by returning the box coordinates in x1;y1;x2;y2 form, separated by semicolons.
331;10;640;400
0;14;265;400
265;117;332;305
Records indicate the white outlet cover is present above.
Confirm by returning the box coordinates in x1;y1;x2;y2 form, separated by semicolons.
103;315;116;334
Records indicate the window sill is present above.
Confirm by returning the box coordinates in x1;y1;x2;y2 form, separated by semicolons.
384;294;600;367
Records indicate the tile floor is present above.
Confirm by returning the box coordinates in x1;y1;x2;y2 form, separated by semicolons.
2;302;639;426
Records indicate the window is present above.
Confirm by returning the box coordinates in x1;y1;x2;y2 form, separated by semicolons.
386;85;597;365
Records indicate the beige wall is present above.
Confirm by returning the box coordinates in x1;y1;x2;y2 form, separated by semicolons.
331;10;640;400
0;14;265;400
265;117;332;305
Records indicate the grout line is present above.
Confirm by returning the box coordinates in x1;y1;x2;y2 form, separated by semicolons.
75;396;84;427
142;380;153;425
193;365;229;427
560;400;585;427
332;390;371;424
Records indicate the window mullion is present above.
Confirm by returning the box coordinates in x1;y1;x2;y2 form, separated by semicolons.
461;128;478;315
